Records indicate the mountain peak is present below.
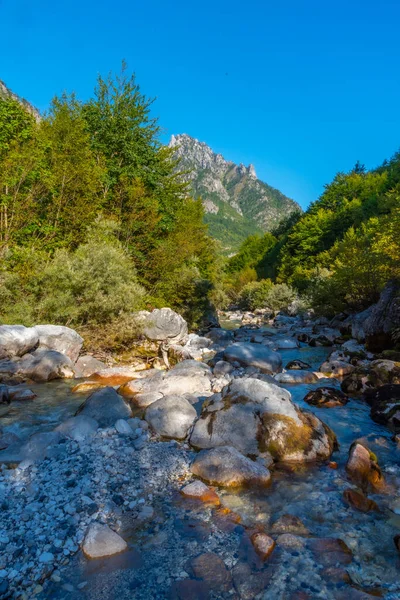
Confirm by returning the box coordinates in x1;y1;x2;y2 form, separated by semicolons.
0;80;41;121
169;134;301;253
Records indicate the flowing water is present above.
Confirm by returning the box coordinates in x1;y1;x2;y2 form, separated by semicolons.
2;327;400;599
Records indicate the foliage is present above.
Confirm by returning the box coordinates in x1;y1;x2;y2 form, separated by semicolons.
264;283;297;312
238;279;274;310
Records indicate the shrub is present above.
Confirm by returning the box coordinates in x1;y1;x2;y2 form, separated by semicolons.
239;279;274;311
264;283;297;312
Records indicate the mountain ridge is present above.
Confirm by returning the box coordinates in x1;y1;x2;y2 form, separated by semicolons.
169;133;301;253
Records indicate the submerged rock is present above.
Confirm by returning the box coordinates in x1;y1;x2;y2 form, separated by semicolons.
223;343;282;374
76;387;132;427
190;446;271;487
189;553;232;592
270;514;310;535
181;480;220;505
145;395;197;439
304;387;349;408
343;489;379;512
250;532;275;561
82;523;127;559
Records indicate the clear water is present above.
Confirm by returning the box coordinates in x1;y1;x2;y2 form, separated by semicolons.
2;329;400;599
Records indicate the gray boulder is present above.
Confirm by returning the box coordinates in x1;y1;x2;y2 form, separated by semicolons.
190;446;271;487
145;395;197;439
76;387;132;428
56;415;99;442
363;280;400;351
74;355;106;378
206;328;234;344
34;325;83;362
274;370;318;384
15;349;75;382
0;325;38;359
82;523;127;559
224;343;282;374
142;308;188;344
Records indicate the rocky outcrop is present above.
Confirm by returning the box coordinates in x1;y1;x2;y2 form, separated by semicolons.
190;378;336;463
190;446;271;487
34;325;83;362
0;325;38;359
364;280;400;351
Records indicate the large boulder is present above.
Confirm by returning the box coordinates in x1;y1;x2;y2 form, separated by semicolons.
346;442;385;492
190;378;336;462
304;387;349;408
342;360;400;396
145;395;197;439
363;281;400;351
34;325;83;362
206;328;234;345
76;387;132;427
223;343;282;374
366;384;400;431
142;308;188;344
0;325;38;359
56;415;99;442
190;446;271;487
15;349;75;382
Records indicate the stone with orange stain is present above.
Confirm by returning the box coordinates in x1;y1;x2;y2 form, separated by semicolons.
250;532;275;561
72;381;104;394
346;442;385;492
328;461;338;469
180;480;220;506
89;367;142;386
343;489;379;513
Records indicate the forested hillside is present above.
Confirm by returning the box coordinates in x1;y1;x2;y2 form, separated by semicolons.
0;67;218;332
221;158;400;315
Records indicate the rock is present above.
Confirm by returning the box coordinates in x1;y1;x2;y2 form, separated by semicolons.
285;360;312;370
309;335;334;347
180;481;220;505
145;395;197;439
186;334;212;350
367;384;400;431
275;338;299;349
39;552;54;563
169;579;210;600
132;391;164;408
232;561;273;600
72;381;105;394
89;366;142;386
21;431;63;461
343;489;379;512
190;378;336;462
158;361;212;396
114;419;134;435
206;328;234;344
76;387;132;428
224;343;282;373
7;386;36;401
274;370;318;384
190;446;271;487
304;387;349;408
363;280;400;351
0;325;39;359
307;537;352;566
34;324;83;362
0;385;10;404
213;360;234;378
56;415;99;442
142;307;188;344
320;360;355;377
250;533;275;560
276;534;305;549
74;355;106;378
346;442;384;492
0;431;21;450
190;553;232;592
15;349;75;382
344;306;374;342
82;523;127;559
270;514;310;535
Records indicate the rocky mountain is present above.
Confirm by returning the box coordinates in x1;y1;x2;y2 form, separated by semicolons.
0;80;41;121
169;134;301;253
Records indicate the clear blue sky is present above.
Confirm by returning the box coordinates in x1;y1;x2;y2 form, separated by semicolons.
1;0;400;208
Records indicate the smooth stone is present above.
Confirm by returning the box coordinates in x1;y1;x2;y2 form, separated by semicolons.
82;523;127;559
224;343;282;374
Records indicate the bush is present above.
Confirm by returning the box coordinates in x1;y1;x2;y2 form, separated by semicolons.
264;283;297;312
239;279;274;311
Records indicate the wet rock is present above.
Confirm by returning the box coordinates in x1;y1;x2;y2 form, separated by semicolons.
206;328;234;344
190;552;232;592
76;387;132;427
346;442;384;492
274;370;318;384
72;381;105;394
180;481;220;505
169;579;210;600
223;343;282;374
309;335;334;347
190;446;271;487
250;532;275;561
270;514;310;535
275;338;299;349
343;489;379;512
145;395;197;439
232;561;273;600
34;324;83;362
304;387;349;407
307;537;352;566
0;385;10;404
367;384;400;431
89;366;142;386
0;431;21;450
285;360;312;370
56;415;99;442
142;307;188;344
7;385;36;401
82;523;127;558
0;325;39;359
74;355;106;378
320;360;355;377
275;533;305;549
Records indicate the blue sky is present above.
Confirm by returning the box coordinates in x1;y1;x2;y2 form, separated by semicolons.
1;0;400;209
